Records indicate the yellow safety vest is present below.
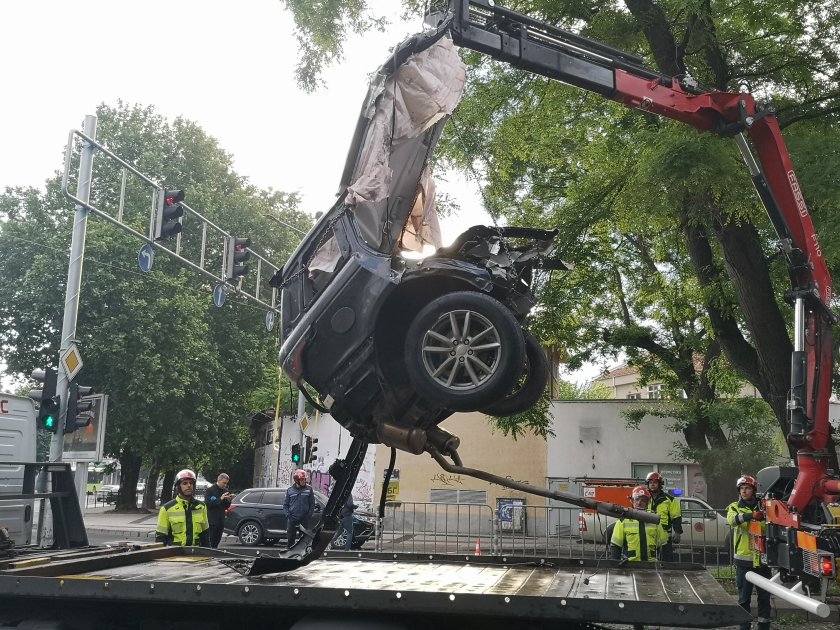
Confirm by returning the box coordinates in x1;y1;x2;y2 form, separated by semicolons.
611;518;667;561
726;500;764;567
156;496;209;546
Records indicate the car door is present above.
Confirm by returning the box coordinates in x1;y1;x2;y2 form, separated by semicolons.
262;490;286;535
679;498;726;547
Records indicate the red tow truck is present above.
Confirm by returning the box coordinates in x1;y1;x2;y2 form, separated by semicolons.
442;0;839;609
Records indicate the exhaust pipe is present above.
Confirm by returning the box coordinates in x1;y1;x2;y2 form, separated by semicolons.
745;572;830;618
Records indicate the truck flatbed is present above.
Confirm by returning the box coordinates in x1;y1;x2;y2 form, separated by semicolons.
0;545;749;629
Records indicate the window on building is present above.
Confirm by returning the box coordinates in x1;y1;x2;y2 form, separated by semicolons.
626;392;642;400
430;489;488;504
647;384;662;399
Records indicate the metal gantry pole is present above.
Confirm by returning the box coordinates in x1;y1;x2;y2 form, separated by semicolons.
50;114;97;464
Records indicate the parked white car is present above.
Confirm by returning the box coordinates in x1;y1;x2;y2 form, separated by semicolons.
579;496;730;548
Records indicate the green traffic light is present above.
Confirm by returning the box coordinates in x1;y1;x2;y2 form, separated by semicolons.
44;415;56;430
292;453;300;463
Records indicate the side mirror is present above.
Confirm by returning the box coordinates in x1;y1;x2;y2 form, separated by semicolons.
705;510;717;520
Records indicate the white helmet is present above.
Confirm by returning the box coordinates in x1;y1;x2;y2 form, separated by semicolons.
175;469;196;484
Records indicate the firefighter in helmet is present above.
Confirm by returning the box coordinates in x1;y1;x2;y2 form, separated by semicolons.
645;471;683;561
727;475;771;630
155;469;210;546
610;486;667;562
283;469;315;549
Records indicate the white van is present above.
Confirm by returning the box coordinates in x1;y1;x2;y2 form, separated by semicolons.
0;393;37;547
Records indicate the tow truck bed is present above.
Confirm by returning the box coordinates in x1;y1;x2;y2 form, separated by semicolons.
0;545;748;629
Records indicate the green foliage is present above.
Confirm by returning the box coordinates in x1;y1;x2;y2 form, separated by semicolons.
554;379;613;400
0;103;309;488
489;392;553;440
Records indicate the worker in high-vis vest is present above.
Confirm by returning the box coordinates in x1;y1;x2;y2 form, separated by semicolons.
610;486;667;562
156;468;210;547
645;471;683;561
726;475;771;630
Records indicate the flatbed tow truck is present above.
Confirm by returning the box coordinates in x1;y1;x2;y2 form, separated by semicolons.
2;0;836;627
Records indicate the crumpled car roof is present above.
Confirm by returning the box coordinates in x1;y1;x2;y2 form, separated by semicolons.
339;29;467;255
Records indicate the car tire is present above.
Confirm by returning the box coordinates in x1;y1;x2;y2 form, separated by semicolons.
405;291;526;411
479;331;548;416
237;521;264;546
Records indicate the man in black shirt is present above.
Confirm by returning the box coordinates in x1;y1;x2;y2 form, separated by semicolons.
204;473;233;548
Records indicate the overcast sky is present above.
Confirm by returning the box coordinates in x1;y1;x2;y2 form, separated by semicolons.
0;0;487;237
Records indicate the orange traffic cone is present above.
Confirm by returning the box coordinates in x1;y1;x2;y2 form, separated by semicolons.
474;538;482;556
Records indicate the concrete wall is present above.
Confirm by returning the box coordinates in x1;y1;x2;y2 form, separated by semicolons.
373;411;548;535
547;400;688;479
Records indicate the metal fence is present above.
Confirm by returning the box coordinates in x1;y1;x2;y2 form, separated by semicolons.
374;501;734;567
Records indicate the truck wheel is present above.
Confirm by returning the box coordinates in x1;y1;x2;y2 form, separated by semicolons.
480;331;548;416
405;291;525;411
237;521;264;546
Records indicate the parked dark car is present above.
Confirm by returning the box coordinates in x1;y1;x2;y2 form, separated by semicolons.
270;28;561;447
223;487;375;549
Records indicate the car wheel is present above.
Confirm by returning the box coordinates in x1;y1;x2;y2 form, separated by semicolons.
480;331;548;416
237;521;264;546
404;291;526;411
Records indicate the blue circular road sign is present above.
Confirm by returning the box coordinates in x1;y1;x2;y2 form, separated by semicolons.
138;244;154;272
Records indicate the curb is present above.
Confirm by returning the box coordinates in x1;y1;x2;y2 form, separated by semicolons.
86;527;156;539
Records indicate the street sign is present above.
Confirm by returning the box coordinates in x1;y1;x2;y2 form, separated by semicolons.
60;344;84;382
265;310;275;332
138;243;154;272
62;393;108;462
213;283;226;307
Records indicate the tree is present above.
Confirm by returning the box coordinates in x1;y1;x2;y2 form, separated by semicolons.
278;1;840;477
0;103;311;510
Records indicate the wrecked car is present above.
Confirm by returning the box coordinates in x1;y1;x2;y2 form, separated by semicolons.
271;28;561;442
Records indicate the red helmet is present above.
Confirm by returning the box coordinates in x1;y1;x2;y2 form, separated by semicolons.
175;469;196;484
631;486;651;500
645;472;664;485
293;469;307;482
737;475;757;490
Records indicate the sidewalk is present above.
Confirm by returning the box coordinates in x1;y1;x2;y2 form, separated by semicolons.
83;505;158;539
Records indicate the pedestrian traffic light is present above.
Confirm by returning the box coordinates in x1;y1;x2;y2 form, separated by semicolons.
225;236;251;281
308;438;319;464
155;189;184;241
66;383;95;433
28;368;59;433
291;443;301;464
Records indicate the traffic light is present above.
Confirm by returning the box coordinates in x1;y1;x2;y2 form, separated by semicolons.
307;438;319;464
225;236;251;281
155;189;185;240
291;443;301;464
28;368;59;433
66;383;95;433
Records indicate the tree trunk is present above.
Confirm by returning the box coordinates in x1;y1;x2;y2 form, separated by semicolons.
160;470;176;504
117;451;142;511
144;462;161;510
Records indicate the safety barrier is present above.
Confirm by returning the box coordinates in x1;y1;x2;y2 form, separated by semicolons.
375;501;735;567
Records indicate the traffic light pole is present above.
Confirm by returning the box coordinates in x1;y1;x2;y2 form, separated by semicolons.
51;114;96;465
